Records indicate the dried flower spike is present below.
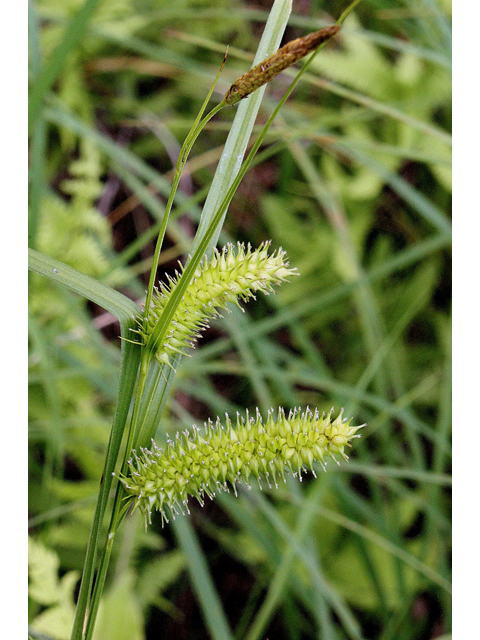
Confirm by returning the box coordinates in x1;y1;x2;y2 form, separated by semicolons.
224;25;341;106
135;242;296;367
120;407;364;525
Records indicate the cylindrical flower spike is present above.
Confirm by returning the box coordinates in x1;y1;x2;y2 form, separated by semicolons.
224;25;341;106
135;242;297;368
119;408;364;525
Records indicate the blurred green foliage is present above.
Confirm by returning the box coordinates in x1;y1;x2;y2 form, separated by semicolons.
28;0;451;638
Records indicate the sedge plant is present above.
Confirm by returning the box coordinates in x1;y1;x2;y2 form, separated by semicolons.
29;2;365;639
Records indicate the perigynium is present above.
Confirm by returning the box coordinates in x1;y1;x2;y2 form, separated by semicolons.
135;241;297;368
120;407;364;525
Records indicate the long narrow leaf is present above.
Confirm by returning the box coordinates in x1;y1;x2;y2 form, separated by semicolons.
172;517;234;640
29;248;143;640
28;249;140;323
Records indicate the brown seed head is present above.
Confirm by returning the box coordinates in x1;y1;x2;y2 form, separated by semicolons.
224;25;341;106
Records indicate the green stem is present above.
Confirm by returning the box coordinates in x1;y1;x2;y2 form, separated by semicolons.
337;0;363;24
84;484;128;640
80;351;152;639
142;92;226;323
70;336;141;640
134;360;175;449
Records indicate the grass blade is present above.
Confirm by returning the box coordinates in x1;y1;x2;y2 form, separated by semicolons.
28;248;140;323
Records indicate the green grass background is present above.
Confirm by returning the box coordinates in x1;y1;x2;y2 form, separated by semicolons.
28;0;451;638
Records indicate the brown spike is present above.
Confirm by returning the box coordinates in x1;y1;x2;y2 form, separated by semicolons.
224;25;340;106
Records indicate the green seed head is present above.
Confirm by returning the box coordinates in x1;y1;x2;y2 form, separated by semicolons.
135;242;297;367
120;407;364;525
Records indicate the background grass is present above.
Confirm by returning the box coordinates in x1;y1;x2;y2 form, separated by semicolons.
28;1;451;639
